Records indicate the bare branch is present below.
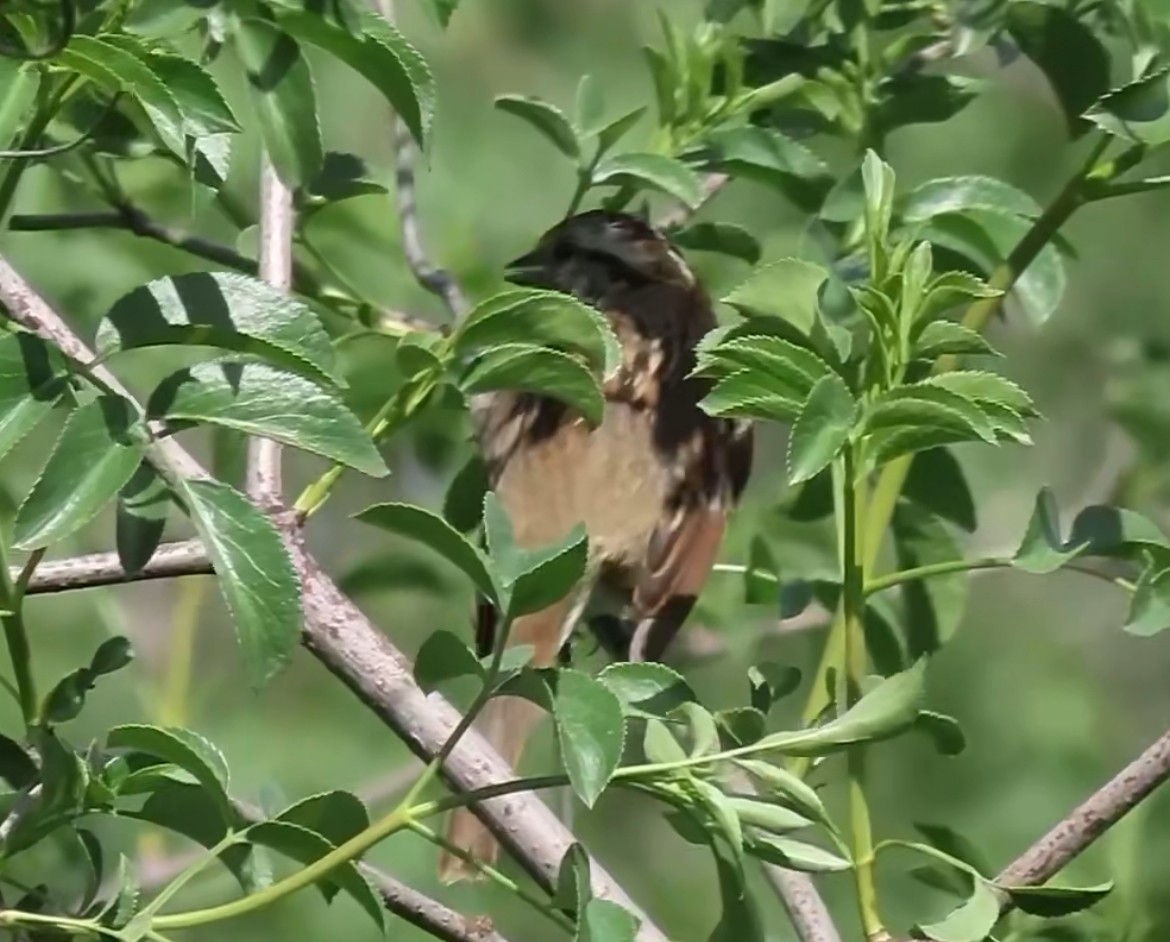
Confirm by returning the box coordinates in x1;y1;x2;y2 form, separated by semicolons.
18;541;211;595
994;724;1170;892
767;869;844;942
0;253;667;941
247;158;293;506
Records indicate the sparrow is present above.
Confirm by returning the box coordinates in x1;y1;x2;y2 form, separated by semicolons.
439;209;753;881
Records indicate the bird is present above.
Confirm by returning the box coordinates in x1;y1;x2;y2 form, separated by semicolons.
439;209;753;881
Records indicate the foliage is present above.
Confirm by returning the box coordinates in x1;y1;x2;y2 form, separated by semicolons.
3;0;1170;941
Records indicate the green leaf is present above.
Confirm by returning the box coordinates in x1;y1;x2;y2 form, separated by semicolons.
458;343;604;425
1066;504;1170;559
1013;488;1080;574
594;107;646;158
355;502;498;603
247;820;385;930
915;711;966;756
482;492;588;617
455;289;619;380
786;373;856;485
578;899;639;942
927;371;1036;417
413;631;483;692
1124;566;1170;637
574;75;606;137
555;841;592;916
915;822;993;876
693;779;744;864
592;153;704;207
745;834;851;872
726;796;811;834
759;659;927;755
126;782;259;892
699;371;802;423
999;881;1112;917
869;384;998;444
107;725;230;814
0;332;71;461
1086;69;1170;146
116;461;172;574
695;334;832;395
179;479;301;687
101;36;240;138
495;94;579;158
735;759;828;825
684;127;830;209
58;36;186;154
98;272;338;386
422;0;461;28
43;636;134;723
643;718;687;764
598;662;696;717
918;879;999;942
747;663;801;713
904;448;977;533
721;259;829;335
148;361;386;476
862;149;896;258
443;453;489;533
1006;1;1110;136
912;322;1001;361
277;790;369;854
15;396;146;550
0;61;40;149
234;19;323;187
275;9;433;149
902;176;1040;224
893;504;969;656
918;272;1003;323
717;707;766;747
671;222;761;265
554;670;625;808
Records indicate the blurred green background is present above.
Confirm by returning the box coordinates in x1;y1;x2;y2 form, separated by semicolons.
4;1;1170;940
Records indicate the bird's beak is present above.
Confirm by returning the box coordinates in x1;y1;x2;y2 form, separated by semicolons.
503;249;547;288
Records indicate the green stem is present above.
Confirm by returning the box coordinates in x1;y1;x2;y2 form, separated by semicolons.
292;371;437;521
796;132;1114;739
406;820;575;934
865;557;1010;595
138;832;243;921
396;612;516;811
0;543;37;726
148;772;564;930
841;445;883;940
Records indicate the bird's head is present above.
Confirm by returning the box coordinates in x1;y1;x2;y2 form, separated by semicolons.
503;210;695;300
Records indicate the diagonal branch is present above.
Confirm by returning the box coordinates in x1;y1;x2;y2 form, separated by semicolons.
0;253;667;942
247;158;293;507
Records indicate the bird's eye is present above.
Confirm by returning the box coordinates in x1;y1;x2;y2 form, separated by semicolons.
551;240;573;262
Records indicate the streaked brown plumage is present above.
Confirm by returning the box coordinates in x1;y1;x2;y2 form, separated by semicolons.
439;210;753;881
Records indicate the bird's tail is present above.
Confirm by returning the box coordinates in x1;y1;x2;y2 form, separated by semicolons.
437;694;544;882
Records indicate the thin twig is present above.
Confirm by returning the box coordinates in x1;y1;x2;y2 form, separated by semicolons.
8;210;430;336
9;210;259;273
0;253;667;942
373;0;468;319
246;158;292;507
